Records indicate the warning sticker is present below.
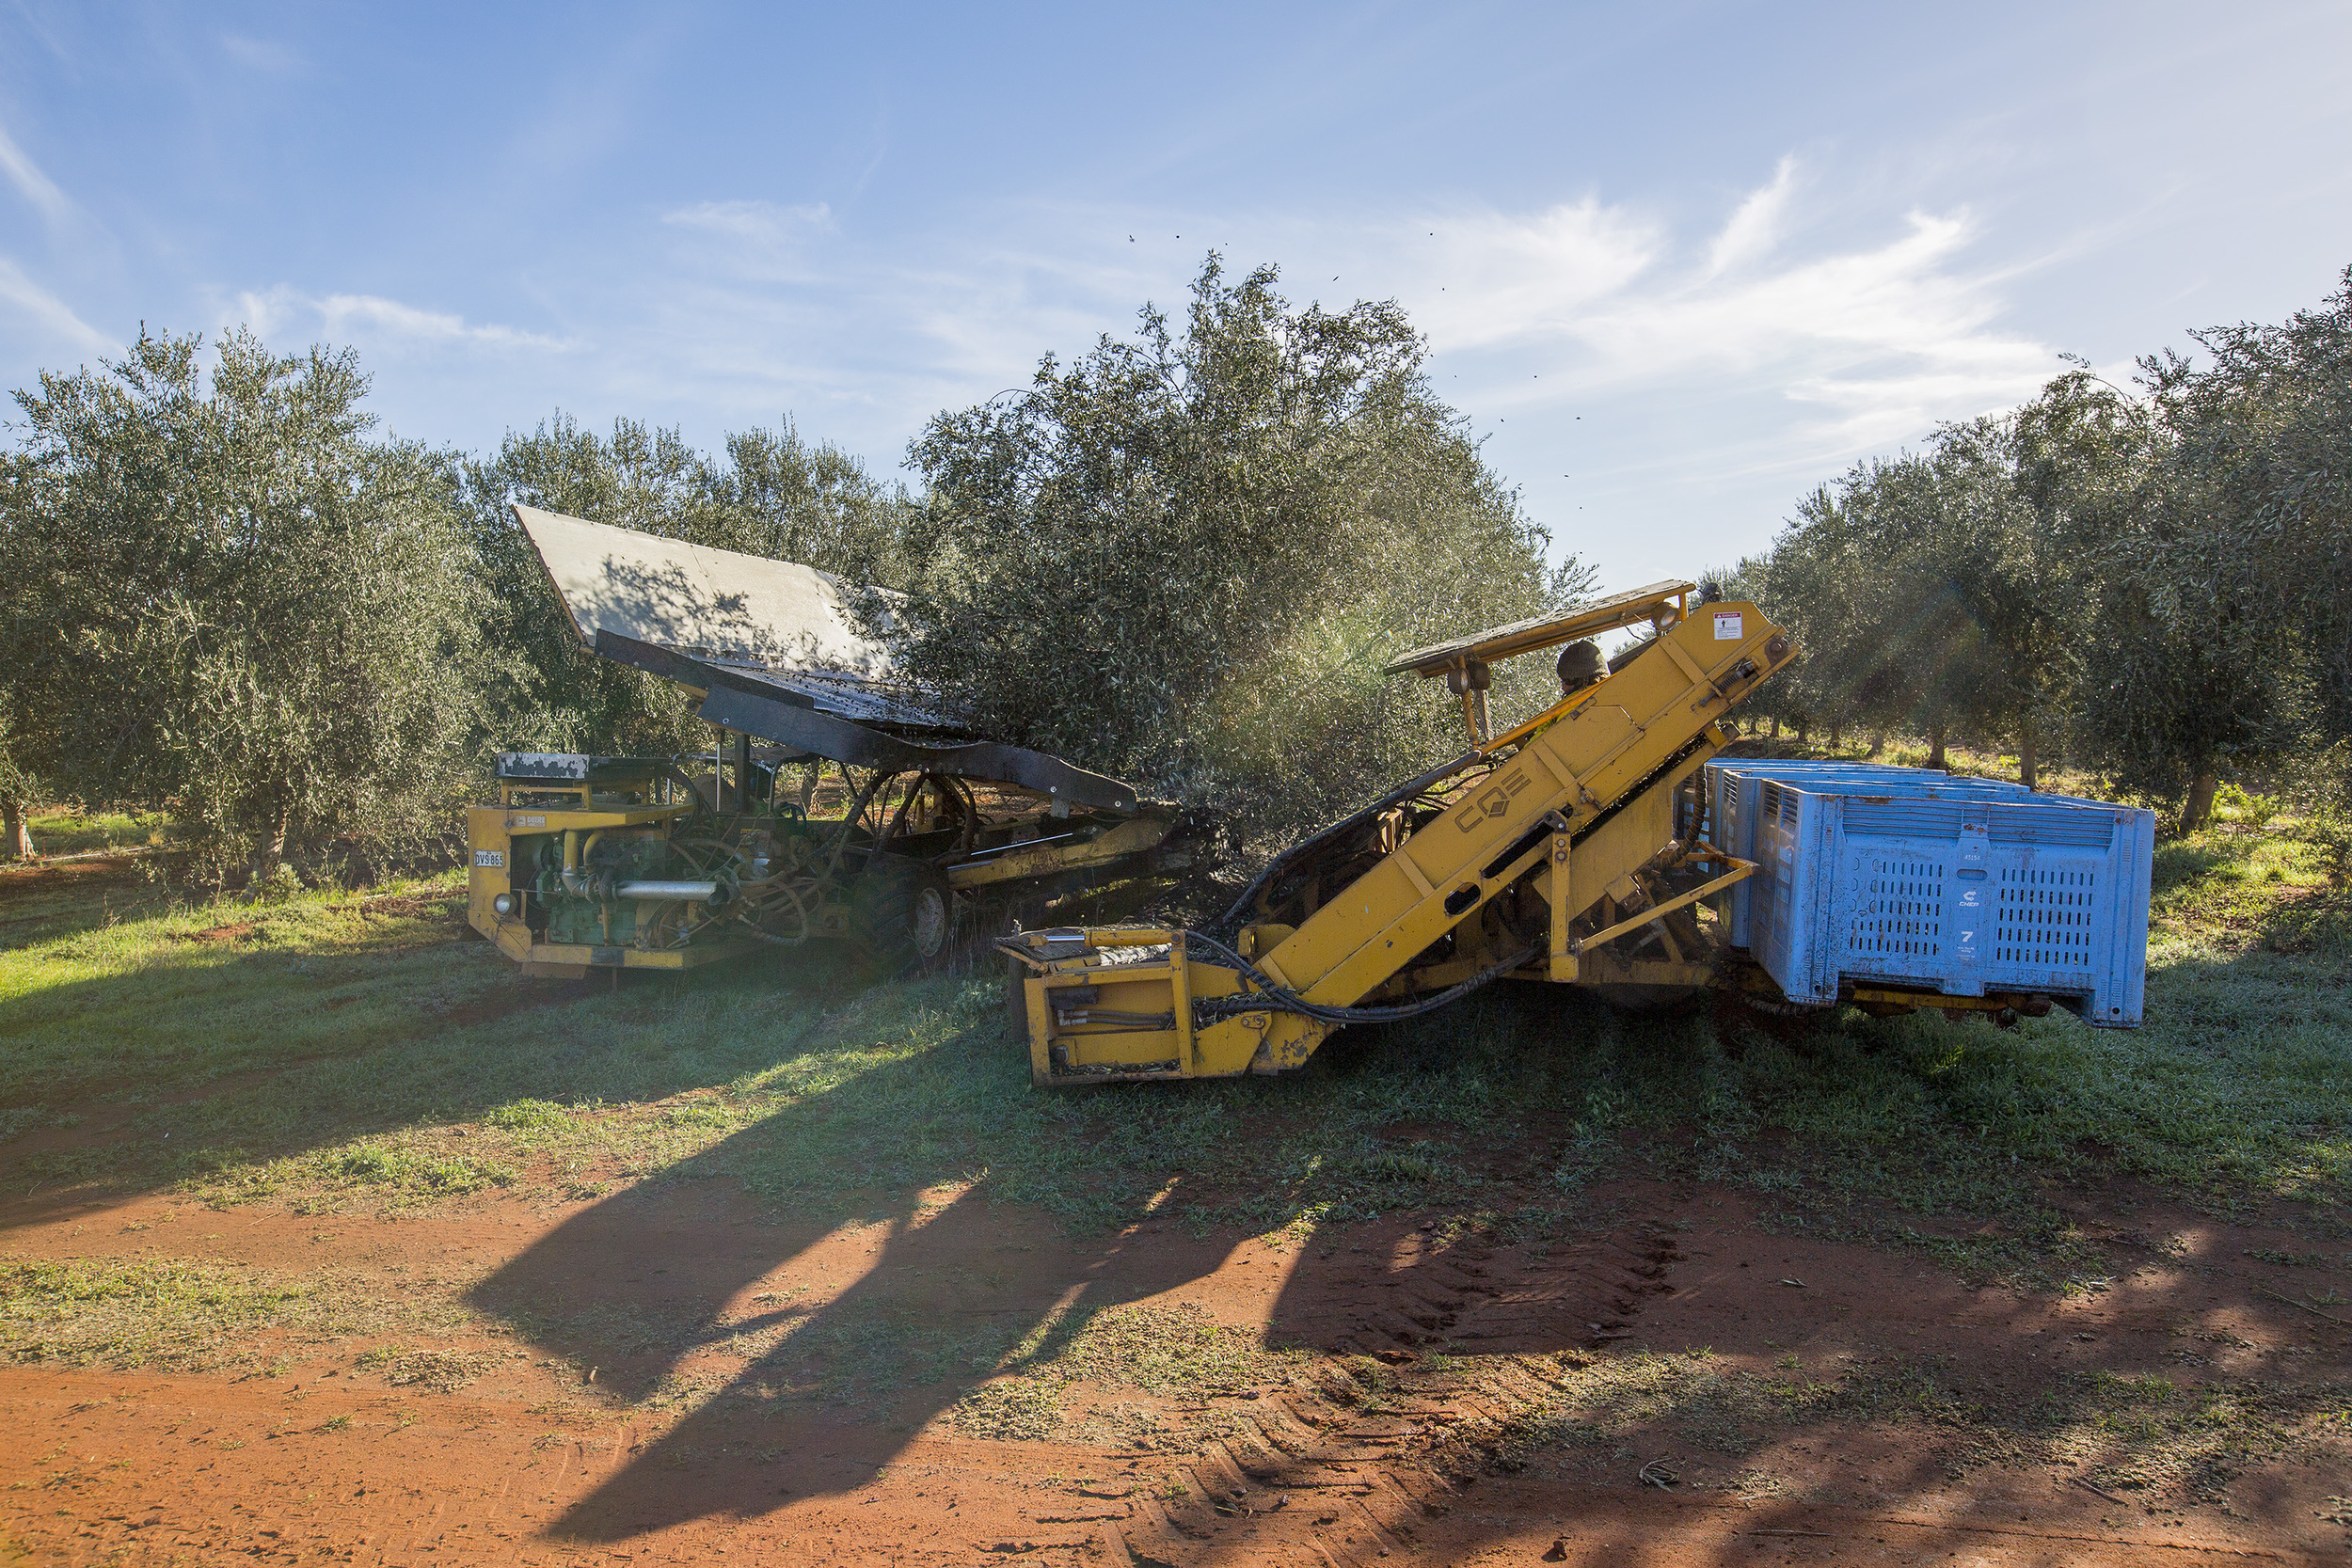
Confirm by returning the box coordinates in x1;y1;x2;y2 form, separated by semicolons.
473;849;505;868
1713;610;1743;641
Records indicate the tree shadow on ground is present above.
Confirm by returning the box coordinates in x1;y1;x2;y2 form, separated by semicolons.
0;856;181;949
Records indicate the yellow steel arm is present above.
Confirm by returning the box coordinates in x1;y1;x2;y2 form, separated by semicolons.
1569;858;1755;954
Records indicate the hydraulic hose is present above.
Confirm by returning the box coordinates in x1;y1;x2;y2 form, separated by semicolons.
1184;929;1536;1027
559;830;605;895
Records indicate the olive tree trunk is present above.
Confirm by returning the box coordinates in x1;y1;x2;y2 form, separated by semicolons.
2181;768;2221;833
246;804;293;888
2;798;29;862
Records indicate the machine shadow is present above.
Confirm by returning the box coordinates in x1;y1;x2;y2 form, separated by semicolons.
470;1066;1248;1544
475;990;1683;1548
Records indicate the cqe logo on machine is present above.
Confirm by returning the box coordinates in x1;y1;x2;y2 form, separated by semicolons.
1456;771;1532;831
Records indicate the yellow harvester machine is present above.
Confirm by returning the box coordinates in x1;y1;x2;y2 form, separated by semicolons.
1000;582;1797;1085
467;507;1194;978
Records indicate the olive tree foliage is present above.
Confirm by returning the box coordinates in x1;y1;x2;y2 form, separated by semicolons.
2087;269;2352;830
2145;268;2352;709
1750;371;2153;783
1743;264;2352;834
1750;455;2022;768
459;414;921;755
0;330;485;885
895;258;1593;851
2070;417;2295;829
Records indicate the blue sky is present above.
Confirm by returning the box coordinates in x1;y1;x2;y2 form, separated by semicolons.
4;1;2349;588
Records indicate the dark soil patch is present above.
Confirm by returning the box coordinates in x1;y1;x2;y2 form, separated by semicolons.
178;921;262;943
348;889;466;920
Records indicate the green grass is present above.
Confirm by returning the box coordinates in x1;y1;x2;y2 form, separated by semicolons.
9;807;169;861
952;1300;1309;1440
0;873;510;1154
0;825;2345;1259
1472;1344;2350;1504
0;1255;458;1372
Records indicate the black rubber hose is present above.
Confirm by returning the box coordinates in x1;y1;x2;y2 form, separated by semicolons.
1184;929;1536;1026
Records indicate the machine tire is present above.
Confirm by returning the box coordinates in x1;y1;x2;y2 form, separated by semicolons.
850;855;954;976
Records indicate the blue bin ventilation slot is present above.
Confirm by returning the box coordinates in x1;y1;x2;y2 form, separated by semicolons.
1851;854;1944;960
1702;759;2154;1027
1705;761;2033;948
1994;866;2102;969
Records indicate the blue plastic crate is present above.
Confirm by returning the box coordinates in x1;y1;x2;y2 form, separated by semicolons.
1704;761;2033;947
1742;775;2154;1026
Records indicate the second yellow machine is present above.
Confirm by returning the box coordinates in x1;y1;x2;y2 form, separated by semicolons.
1001;583;1797;1085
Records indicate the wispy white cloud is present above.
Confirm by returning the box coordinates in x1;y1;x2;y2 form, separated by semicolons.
1598;211;1999;366
230;287;571;352
1377;164;2054;464
660;201;841;286
1707;154;1797;277
664;199;836;243
0;119;73;229
1387;198;1661;352
0;255;108;351
218;155;2056;586
221;35;307;75
461;155;2054;511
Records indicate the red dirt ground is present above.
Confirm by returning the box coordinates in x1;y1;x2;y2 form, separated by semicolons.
5;1170;2347;1566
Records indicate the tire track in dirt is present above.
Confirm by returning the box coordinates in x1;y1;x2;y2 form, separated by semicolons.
1087;1219;1687;1566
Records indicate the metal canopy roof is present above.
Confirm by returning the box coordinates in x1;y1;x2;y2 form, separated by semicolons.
511;505;1145;810
1384;580;1699;677
513;504;949;729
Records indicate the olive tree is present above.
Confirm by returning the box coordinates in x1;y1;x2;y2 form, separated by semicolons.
2063;279;2350;831
894;257;1591;850
1;329;485;885
2144;268;2352;715
1754;371;2150;784
1745;274;2349;827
